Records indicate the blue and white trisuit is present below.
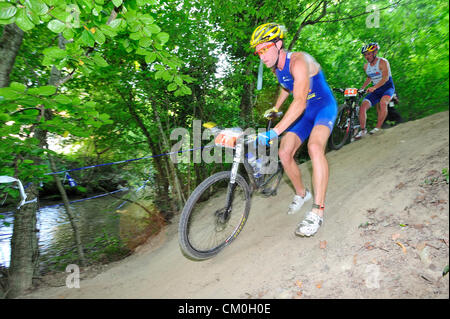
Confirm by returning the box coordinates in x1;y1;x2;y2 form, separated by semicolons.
275;52;337;143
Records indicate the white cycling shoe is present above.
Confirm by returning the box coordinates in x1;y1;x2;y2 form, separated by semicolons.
354;128;367;140
295;211;323;237
287;190;312;215
369;127;381;135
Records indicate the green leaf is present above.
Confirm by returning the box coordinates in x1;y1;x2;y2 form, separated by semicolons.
99;113;110;121
53;95;72;105
137;0;157;5
43;46;67;59
62;28;74;40
92;29;106;44
140;14;154;25
0;3;17;20
129;31;143;40
99;25;116;37
0;16;15;25
10;82;27;93
182;86;192;95
138;37;152;47
27;9;40;24
112;0;123;7
25;0;49;15
92;54;108;67
76;186;87;193
109;18;123;29
146;24;161;34
167;83;177;92
15;8;35;31
156;32;169;44
135;47;150;56
48;19;66;33
145;52;156;64
81;29;95;47
0;87;23;100
154;70;164;80
142;26;153;37
28;85;57;96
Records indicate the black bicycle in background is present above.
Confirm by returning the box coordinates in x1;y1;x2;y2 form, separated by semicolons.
328;88;365;150
328;88;403;150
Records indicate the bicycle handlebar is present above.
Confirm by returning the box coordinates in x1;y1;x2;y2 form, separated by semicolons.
263;111;283;120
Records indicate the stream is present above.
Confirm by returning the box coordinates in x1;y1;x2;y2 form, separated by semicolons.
0;194;130;271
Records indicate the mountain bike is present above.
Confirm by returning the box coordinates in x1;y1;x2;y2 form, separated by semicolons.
178;112;284;260
328;88;365;150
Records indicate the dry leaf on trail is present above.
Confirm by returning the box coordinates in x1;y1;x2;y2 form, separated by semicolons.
396;242;407;254
353;254;358;265
364;242;375;250
395;182;406;189
295;280;303;289
319;240;327;249
392;233;401;241
416;241;427;251
316;282;322;289
296;291;303;297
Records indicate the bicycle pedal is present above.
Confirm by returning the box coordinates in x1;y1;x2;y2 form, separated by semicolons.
261;188;277;197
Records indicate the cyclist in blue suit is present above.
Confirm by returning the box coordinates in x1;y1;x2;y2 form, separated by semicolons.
356;42;396;138
250;23;337;237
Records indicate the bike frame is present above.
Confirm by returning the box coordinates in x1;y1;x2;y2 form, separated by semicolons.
223;118;284;216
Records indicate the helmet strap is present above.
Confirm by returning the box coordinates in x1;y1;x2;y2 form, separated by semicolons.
272;41;282;70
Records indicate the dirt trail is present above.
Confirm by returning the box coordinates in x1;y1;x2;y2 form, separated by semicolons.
23;111;449;299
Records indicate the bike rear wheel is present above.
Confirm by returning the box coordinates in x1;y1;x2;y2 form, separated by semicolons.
178;171;251;260
328;104;352;150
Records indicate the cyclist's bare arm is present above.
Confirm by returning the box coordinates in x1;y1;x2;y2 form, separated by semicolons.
273;54;309;135
273;87;290;111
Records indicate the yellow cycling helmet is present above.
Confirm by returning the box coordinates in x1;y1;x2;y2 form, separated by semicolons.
250;23;285;48
361;42;380;54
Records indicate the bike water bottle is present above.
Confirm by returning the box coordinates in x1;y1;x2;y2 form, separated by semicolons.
247;152;261;179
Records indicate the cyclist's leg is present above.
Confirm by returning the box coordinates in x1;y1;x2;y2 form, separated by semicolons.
359;98;373;131
280;113;313;197
308;101;337;217
376;89;395;129
279;131;307;197
307;124;331;218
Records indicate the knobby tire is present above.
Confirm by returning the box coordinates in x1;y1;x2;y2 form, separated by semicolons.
178;171;251;260
328;104;352;150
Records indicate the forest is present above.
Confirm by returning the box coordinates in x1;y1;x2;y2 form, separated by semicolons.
0;0;448;298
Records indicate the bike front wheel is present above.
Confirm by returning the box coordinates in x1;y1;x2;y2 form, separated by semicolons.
328;104;352;150
178;171;251;260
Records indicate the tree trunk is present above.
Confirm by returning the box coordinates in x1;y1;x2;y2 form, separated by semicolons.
153;107;186;208
0;22;35;299
48;156;86;266
0;24;24;87
7;183;39;298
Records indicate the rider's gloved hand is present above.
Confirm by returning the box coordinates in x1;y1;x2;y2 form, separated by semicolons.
263;107;278;119
257;129;278;146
